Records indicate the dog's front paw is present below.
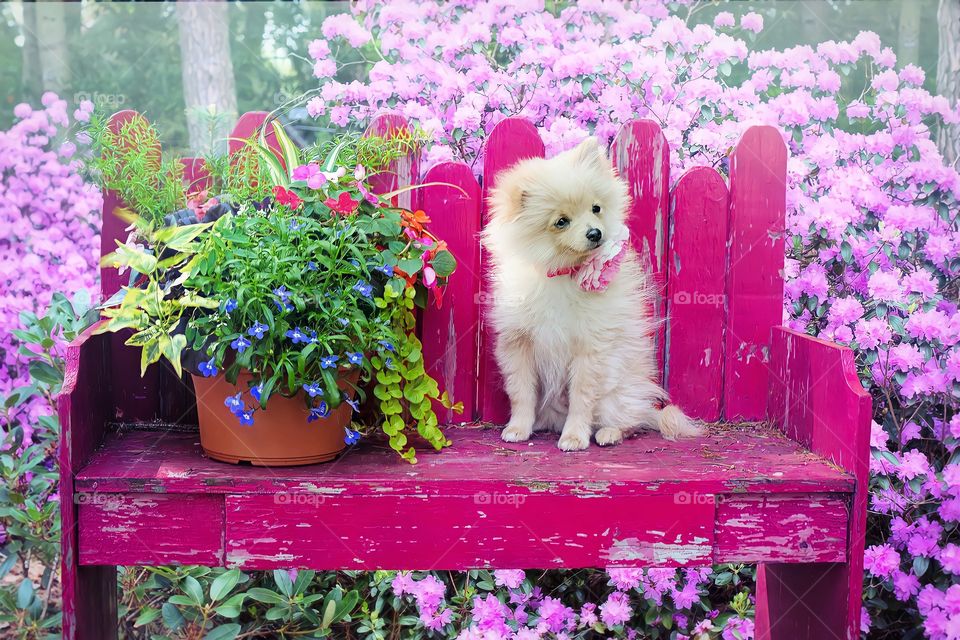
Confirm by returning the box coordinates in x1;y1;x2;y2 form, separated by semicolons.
594;427;623;446
501;423;532;443
558;431;590;451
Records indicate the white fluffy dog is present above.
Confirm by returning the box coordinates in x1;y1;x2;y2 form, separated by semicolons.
483;138;702;451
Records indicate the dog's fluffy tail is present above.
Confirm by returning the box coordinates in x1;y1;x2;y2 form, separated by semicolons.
655;404;703;440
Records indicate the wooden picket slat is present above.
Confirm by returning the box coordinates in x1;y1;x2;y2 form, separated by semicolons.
181;157;211;195
723;126;787;421
419;162;482;423
478;117;545;425
365;113;420;210
665;167;729;421
228;111;281;162
611;120;670;378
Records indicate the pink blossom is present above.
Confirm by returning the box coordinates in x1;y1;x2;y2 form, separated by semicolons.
740;12;763;33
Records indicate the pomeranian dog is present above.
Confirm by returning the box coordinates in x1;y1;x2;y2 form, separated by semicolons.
482;137;701;451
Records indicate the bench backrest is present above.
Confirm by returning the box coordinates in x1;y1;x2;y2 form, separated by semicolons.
98;111;787;426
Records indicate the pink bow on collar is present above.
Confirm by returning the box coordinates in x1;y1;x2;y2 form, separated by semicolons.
547;226;630;292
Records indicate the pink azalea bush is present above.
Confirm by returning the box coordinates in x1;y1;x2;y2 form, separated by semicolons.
309;2;960;637
0;93;101;429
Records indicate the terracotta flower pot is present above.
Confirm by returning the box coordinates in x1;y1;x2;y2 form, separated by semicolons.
191;369;360;466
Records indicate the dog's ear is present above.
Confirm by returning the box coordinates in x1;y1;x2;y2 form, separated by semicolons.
571;137;607;169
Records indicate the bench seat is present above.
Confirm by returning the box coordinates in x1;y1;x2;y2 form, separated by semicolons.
74;425;853;570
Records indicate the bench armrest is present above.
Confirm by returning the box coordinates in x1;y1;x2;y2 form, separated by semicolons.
766;326;872;477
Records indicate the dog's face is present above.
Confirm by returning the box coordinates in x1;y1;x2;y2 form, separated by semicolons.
486;137;629;269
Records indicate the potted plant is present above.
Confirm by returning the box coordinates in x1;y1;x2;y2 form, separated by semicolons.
90;113;460;464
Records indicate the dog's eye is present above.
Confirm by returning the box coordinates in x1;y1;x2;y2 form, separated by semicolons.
592;205;601;214
554;217;570;229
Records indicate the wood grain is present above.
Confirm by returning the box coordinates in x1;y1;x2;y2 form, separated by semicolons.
419;162;483;422
724;126;787;421
666;167;729;420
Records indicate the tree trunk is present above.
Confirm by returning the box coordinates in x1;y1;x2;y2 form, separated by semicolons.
34;1;69;94
938;0;960;166
897;0;921;68
19;1;41;102
176;0;238;156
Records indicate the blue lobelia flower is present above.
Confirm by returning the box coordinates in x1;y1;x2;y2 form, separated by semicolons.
238;409;255;426
285;327;307;344
222;298;238;313
337;317;349;327
274;298;294;313
224;392;244;415
231;336;251;353
378;340;396;353
289;219;302;231
251;382;264;403
247;322;269;340
198;357;218;377
346;352;363;365
342;393;360;413
302;382;323;398
374;264;394;277
273;285;291;301
353;280;373;298
320;355;339;369
307;402;330;423
307;261;318;271
344;428;360;445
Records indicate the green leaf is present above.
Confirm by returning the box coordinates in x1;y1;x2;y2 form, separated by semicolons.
210;569;240;602
162;602;186;630
246;587;286;605
430;250;456;277
181;575;205;605
28;361;61;387
580;77;594;95
16;579;34;609
133;606;161;627
153;222;212;251
204;624;241;640
271;120;302;179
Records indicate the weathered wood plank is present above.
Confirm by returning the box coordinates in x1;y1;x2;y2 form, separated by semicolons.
59;328;116;640
723;126;787;421
715;494;848;563
612;119;670;377
419;162;482;422
228;111;281;163
478;117;545;425
75;426;853;497
78;493;224;566
665;167;729;420
226;493;713;570
758;328;872;640
364;113;420;209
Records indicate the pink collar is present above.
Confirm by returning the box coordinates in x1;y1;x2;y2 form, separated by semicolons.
547;226;630;292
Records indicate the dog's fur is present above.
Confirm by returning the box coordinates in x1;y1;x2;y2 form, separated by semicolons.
482;137;701;451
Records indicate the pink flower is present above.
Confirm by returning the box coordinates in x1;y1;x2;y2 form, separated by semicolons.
713;12;735;28
864;544;901;578
599;591;632;627
493;570;525;589
740;12;763;33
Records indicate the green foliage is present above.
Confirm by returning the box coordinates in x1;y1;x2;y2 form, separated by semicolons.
86;112;188;224
313;128;433;176
0;292;98;638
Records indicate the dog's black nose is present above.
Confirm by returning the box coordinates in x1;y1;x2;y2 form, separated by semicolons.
586;228;602;243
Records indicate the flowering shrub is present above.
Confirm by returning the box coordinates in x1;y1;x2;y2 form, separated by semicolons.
0;94;101;430
309;2;960;637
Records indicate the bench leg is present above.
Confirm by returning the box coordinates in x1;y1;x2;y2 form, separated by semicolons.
755;562;859;640
61;561;117;640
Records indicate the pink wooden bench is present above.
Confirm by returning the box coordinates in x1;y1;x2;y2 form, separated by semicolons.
59;111;872;639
